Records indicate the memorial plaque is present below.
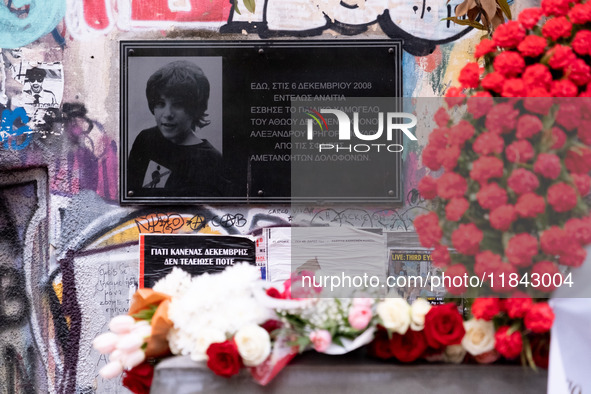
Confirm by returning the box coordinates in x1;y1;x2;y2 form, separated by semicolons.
120;40;403;204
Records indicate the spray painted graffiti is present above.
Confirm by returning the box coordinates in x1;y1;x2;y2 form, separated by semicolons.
0;107;33;150
66;0;473;54
0;0;67;48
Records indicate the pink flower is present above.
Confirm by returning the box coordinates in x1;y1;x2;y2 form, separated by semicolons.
309;330;332;352
348;306;373;331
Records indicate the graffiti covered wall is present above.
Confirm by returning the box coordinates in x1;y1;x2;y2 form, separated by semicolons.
0;0;534;392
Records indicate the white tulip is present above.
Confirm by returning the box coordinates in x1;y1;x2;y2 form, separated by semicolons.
99;361;124;379
108;315;136;334
93;332;118;354
121;349;146;369
116;332;145;352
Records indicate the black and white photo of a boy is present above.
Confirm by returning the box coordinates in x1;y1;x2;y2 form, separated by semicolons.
127;60;227;197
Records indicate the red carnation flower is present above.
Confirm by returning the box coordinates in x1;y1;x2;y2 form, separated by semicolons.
467;96;494;119
559;243;586;267
495;326;523;359
418;175;438;200
556;103;581;130
434;107;450;127
490;204;517;231
206;340;242;378
567;59;591;86
552;127;567;149
439;145;461;171
516;114;543;139
548;45;577;70
519;7;544;29
432;244;451;268
414;212;443;248
531;261;561;292
424;303;466;348
485;103;519;134
518;35;548;58
565;147;591;173
428;127;449;149
422;145;442;171
506;233;538;268
506;141;535;164
445;87;466;107
459;62;481;89
565;216;591;245
437;172;468;199
524;303;555;333
473;132;504;156
494;51;526;77
522;64;552;90
448;120;475;147
534;153;562;179
540;226;568;255
471;298;503;321
508;168;539;195
515;193;546;218
578;120;591;145
502;78;526;97
475;250;503;278
477;183;508;210
504;295;533;319
389;329;428;363
446;197;469;221
475;38;496;58
547;182;578;212
481;72;506;93
452;223;482;255
568;2;591;24
523;97;554;115
572;30;591;56
551;79;579;97
471;157;504;184
541;0;571;17
493;21;526;48
542;16;572;41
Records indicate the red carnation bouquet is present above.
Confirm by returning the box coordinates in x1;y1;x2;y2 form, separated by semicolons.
414;0;591;297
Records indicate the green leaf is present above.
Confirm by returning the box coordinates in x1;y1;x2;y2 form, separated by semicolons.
131;305;158;322
497;0;512;19
243;0;256;13
234;1;241;15
441;17;487;30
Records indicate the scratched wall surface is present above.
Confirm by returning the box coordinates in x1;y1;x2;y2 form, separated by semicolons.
0;0;532;392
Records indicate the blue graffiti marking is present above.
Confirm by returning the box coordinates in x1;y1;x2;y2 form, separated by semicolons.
1;107;33;150
0;0;66;48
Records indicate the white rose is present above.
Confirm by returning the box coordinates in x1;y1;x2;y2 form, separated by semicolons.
376;298;410;335
234;324;271;367
410;298;432;331
443;344;467;364
462;319;495;356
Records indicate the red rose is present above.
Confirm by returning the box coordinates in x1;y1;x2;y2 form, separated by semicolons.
389;329;428;362
515;193;546;218
531;261;561;292
368;327;393;359
475;250;503;278
446;197;469;221
476;183;508;210
516;114;543;139
518;8;543;29
474;38;496;58
541;0;571;17
434;107;450;127
493;21;526;48
471;297;502;321
523;97;554;115
551;79;578;97
445;264;469;295
559;243;586;267
424;303;466;349
572;30;591;56
122;362;154;394
448;120;475;147
504;295;533;319
485;103;519;134
531;335;551;369
418;175;438;199
522;64;552;89
534;153;562;179
439;145;461;171
206;340;242;378
473;132;504;156
524;303;555;333
506;233;538;268
568;2;591;24
547;182;578;212
471;157;504;184
565;216;591;245
494;51;525;77
482;72;506;93
567;59;591;86
261;319;283;333
490;204;517;231
540;226;568;255
437;172;467;199
467;96;494;119
502;78;526;97
565;147;591;173
432;244;451;268
266;287;284;299
508;168;539;195
452;224;483;256
495;326;523;359
548;45;577;69
422;145;442;171
506;140;535;163
542;16;572;40
459;62;481;89
414;212;442;248
445;87;466;107
552;127;567;149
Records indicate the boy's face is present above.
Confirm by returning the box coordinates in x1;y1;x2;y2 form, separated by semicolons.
154;95;194;144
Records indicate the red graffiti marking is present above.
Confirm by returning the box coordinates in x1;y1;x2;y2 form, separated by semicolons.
131;0;232;22
84;0;112;30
